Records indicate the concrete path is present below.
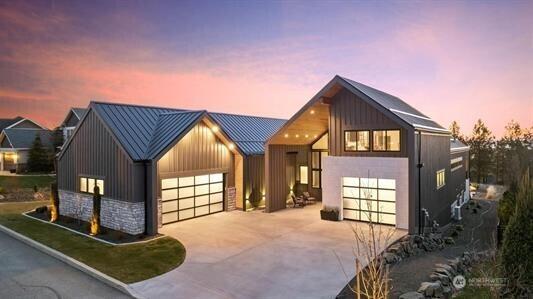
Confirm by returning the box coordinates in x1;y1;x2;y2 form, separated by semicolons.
131;204;406;299
0;230;130;299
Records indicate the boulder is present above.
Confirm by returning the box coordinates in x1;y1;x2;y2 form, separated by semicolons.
384;252;399;264
418;281;443;297
399;291;424;299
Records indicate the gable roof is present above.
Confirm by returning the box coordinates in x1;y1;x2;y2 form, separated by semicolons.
1;128;53;149
0;116;23;132
339;77;448;133
450;139;469;153
72;108;88;120
209;113;286;155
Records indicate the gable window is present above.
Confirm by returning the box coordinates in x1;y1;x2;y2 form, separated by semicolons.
80;176;104;195
436;169;445;189
311;151;328;188
299;166;308;185
451;157;463;172
373;130;400;151
345;130;370;151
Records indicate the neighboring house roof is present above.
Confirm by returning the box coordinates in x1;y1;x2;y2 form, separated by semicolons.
1;128;53;149
340;77;448;133
72;108;88;120
450;139;470;153
210;113;286;155
85;102;285;161
0;116;23;132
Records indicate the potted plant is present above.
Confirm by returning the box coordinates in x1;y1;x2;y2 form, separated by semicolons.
320;206;339;221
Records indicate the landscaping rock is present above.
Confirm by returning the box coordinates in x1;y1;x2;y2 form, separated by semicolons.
384;252;399;264
418;281;443;297
444;237;455;244
399;291;424;299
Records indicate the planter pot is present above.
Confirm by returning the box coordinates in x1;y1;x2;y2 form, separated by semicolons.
320;209;339;221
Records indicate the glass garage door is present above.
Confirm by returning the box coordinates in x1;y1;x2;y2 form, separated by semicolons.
342;177;396;225
161;173;224;225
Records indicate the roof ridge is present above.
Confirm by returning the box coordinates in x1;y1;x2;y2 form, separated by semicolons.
209;111;287;121
90;100;184;111
158;110;205;116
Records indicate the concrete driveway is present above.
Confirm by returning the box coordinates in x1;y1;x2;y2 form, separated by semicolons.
131;204;406;299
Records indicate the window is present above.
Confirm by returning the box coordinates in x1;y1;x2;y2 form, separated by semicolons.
299;166;308;184
436;169;445;189
311;151;328;188
345;130;370;151
373;130;400;151
80;177;104;195
451;157;463;172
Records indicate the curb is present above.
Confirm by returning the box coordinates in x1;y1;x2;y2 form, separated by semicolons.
0;224;142;298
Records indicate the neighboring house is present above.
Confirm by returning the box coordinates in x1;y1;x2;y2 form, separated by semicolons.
60;108;87;142
0;117;52;172
57;75;469;236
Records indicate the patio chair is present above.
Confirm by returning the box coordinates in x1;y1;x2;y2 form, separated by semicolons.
291;194;305;208
302;192;317;204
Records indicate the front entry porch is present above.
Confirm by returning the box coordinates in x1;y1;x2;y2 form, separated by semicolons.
131;204;407;298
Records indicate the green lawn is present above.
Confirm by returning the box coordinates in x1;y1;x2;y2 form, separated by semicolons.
0;201;186;283
0;175;55;191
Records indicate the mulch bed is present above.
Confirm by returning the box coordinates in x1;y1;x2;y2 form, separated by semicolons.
26;209;160;245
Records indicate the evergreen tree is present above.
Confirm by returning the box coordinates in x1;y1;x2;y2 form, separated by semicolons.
51;127;64;153
449;120;465;143
27;133;52;172
467;119;495;183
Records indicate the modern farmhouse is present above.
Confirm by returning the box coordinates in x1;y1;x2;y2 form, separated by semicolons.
57;75;469;235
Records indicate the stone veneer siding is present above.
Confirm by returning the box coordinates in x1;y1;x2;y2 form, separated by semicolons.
58;190;145;235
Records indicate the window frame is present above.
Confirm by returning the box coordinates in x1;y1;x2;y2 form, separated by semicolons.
311;150;328;189
79;176;105;195
344;130;371;152
299;165;309;185
436;169;446;189
372;129;401;152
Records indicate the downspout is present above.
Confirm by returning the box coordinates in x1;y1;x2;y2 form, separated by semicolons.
143;160;148;235
416;130;424;235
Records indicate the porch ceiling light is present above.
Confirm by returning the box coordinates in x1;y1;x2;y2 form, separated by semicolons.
305;134;309;138
310;110;315;115
314;134;318;138
295;134;299;138
284;133;289;138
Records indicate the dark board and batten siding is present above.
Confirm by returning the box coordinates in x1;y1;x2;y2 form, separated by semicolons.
266;144;309;212
244;155;265;206
329;88;408;157
157;122;235;196
58;110;144;202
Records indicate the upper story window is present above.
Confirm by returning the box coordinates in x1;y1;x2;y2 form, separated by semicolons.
451;157;463;172
299;166;308;184
436;169;445;189
80;176;104;195
345;130;370;151
373;130;400;151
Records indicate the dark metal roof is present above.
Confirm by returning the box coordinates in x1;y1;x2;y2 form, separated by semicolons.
450;139;469;152
340;77;449;133
2;128;53;149
145;111;206;159
209;112;286;155
92;102;184;161
72;108;88;120
0;117;23;132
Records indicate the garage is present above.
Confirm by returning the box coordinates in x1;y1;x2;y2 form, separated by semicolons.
342;177;396;225
160;173;225;225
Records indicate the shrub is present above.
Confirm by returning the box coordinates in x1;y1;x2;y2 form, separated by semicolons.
451;230;459;237
498;191;516;225
501;171;533;296
455;224;464;231
35;206;48;213
472;208;478;214
33;185;38;193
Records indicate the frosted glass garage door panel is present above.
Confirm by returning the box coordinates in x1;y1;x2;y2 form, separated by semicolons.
179;187;194;198
210;183;223;193
161;178;178;189
378;179;396;190
178;176;194;187
360;188;377;200
343;209;359;220
379;201;395;214
360;200;379;212
195;175;209;185
162;189;178;201
360;178;377;188
343;177;359;187
210;203;223;213
179;209;194;220
360;211;375;222
195;184;209;196
195;205;209;216
343;187;359;198
210;192;223;204
162;200;177;212
210;173;223;183
179;198;194;210
162;213;177;224
380;213;395;225
343;198;359;210
379;190;396;202
195;195;209;206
